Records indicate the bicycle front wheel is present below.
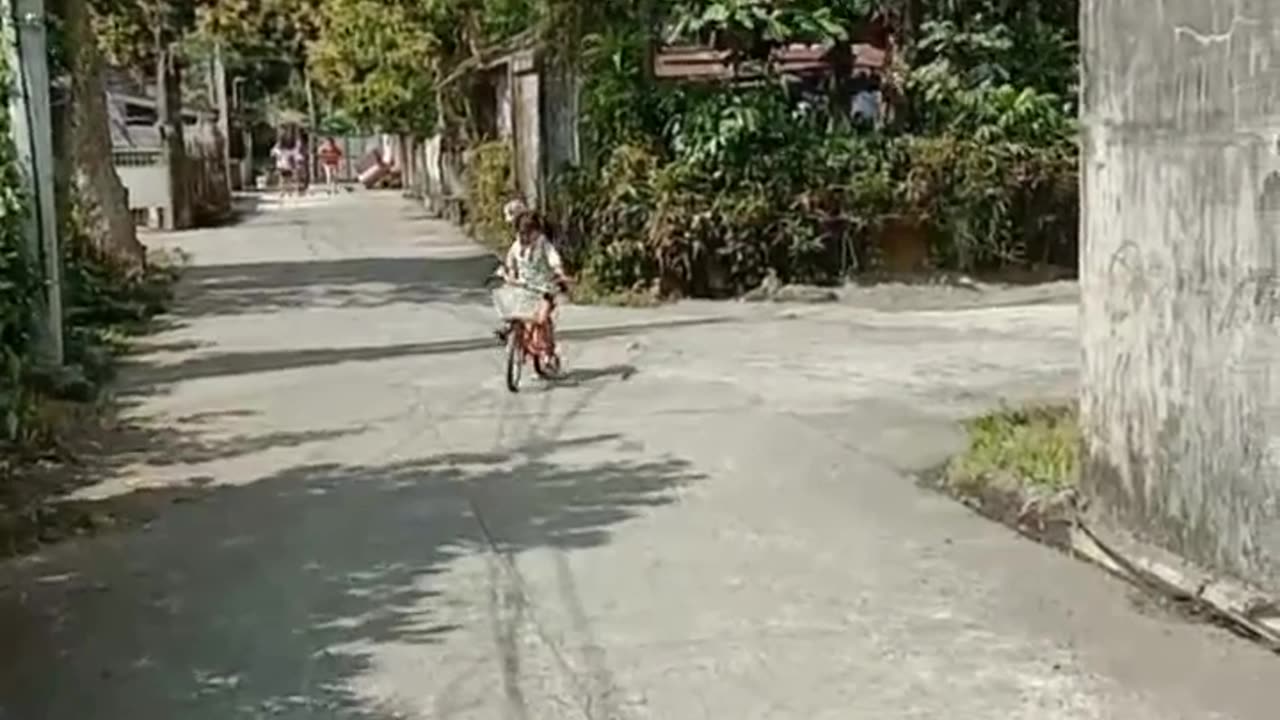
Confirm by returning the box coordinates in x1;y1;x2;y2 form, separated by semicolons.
505;325;523;393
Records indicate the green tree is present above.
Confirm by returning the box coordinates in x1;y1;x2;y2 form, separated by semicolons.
197;0;321;60
307;0;443;133
908;0;1078;100
303;0;547;134
88;0;200;69
196;0;323;113
668;0;862;51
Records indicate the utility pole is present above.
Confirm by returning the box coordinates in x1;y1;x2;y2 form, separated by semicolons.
304;68;318;184
2;0;63;366
213;42;232;193
232;76;253;189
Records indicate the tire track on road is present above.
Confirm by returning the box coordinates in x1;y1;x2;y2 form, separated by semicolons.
415;340;651;719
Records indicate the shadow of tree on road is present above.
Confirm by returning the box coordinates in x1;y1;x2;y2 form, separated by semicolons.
95;419;369;470
0;412;372;554
175;255;500;318
0;434;700;719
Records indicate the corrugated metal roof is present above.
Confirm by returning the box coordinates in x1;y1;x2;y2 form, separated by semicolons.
654;43;889;80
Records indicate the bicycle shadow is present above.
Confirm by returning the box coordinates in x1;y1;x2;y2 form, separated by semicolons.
551;364;638;388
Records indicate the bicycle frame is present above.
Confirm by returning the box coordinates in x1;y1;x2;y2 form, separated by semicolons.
493;275;566;392
508;317;549;357
511;292;558;353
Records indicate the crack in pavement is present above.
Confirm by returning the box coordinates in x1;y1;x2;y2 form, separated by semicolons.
406;348;644;720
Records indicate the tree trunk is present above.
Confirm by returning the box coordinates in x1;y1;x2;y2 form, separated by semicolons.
906;0;925;42
157;45;191;230
828;42;853;122
51;0;144;269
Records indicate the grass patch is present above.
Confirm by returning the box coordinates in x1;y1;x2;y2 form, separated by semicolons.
947;402;1079;495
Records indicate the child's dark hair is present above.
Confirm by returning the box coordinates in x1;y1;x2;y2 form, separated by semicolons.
516;210;543;235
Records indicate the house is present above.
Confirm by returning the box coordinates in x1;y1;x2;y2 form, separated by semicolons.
106;68;231;229
429;31;581;216
653;15;898;124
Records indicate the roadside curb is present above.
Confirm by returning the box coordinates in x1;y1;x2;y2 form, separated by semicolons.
1070;519;1280;651
930;469;1280;652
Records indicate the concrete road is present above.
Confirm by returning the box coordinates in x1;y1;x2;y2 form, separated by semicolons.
0;193;1275;719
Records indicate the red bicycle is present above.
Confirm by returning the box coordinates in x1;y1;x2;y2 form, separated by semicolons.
490;277;568;393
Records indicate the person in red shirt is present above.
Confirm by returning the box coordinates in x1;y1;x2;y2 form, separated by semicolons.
317;137;343;195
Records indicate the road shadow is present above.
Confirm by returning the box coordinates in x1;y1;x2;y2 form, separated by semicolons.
175;255;501;318
118;317;729;394
0;434;700;719
201;194;266;229
127;338;208;355
0;411;376;558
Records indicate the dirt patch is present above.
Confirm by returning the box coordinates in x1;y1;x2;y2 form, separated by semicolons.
841;274;1078;312
0;411;173;558
920;464;1079;549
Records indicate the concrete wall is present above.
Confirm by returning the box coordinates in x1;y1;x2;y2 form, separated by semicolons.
495;71;514;140
1081;0;1280;593
332;135;381;181
113;114;231;231
420;133;469;221
113;148;173;228
513;65;541;207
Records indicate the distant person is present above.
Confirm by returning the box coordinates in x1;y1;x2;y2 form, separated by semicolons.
318;137;343;194
270;130;300;199
296;130;312;193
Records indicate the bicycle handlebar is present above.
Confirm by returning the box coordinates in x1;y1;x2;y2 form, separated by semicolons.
489;273;570;296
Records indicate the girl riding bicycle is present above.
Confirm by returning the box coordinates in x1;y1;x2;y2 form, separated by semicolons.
494;210;570;342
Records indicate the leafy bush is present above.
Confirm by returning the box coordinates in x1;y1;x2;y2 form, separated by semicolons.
464;140;516;252
901;134;1076;270
550;0;1081;298
898;24;1080;271
556;120;904;297
556;79;1076;297
60;195;178;388
0;60;38;441
578;26;668;157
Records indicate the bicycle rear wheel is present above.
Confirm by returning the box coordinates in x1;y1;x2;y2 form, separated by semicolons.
534;352;561;379
531;320;560;379
505;324;524;393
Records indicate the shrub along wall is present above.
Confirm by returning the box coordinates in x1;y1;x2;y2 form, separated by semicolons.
0;56;175;449
544;2;1080;299
0;59;41;440
552;88;1078;298
465;141;516;253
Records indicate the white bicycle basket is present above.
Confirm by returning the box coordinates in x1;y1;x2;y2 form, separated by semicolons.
491;285;544;321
